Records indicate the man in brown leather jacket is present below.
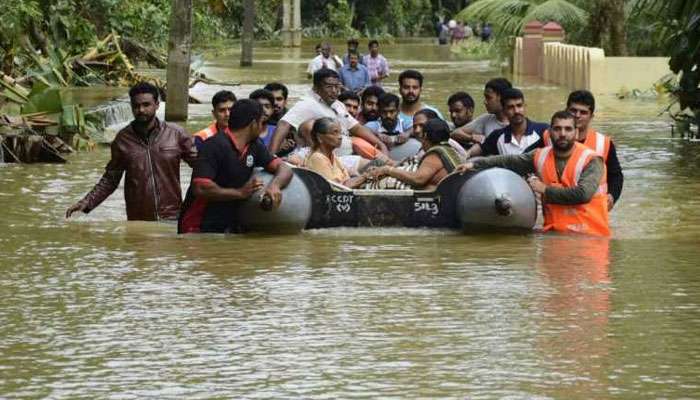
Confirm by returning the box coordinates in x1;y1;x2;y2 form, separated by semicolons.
66;82;197;221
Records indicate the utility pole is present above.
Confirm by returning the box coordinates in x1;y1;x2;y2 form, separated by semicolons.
281;0;302;47
241;0;255;66
164;0;193;121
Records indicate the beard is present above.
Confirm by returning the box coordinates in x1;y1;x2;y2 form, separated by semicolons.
453;118;467;128
133;114;154;126
402;95;419;105
363;111;379;121
268;113;281;125
554;138;574;151
381;118;396;131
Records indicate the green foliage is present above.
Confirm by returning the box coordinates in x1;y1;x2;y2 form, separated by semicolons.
630;0;700;135
212;0;281;40
450;39;499;60
326;0;358;38
456;0;588;39
454;0;588;65
0;0;42;46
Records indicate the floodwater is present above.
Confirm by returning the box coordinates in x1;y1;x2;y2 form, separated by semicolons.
1;39;700;399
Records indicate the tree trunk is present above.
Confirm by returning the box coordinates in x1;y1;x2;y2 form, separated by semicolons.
590;0;627;56
241;0;255;67
608;0;627;56
164;0;193;122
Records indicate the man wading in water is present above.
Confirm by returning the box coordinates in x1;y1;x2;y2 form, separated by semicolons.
456;110;610;237
66;82;197;221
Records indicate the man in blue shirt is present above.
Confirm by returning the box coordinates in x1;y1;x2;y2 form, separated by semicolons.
364;93;410;148
339;51;371;94
342;38;364;65
397;69;444;129
249;89;277;149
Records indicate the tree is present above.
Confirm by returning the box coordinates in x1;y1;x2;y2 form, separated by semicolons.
456;0;588;40
240;0;255;67
631;0;700;135
588;0;627;56
165;0;193;121
0;0;41;76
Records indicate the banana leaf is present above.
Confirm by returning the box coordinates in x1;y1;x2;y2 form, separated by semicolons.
0;79;30;104
21;82;64;115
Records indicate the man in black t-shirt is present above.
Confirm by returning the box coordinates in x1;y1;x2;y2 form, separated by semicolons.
179;99;292;233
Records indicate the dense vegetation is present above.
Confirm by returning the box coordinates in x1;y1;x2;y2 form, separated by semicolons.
2;0;698;134
0;0;676;69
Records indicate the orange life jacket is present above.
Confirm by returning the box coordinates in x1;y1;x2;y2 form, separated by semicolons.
194;122;218;142
543;128;611;161
534;142;610;237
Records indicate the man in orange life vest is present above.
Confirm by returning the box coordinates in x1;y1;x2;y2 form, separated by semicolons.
541;90;623;210
193;90;237;151
456;110;610;237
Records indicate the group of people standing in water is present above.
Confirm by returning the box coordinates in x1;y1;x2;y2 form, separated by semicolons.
65;61;623;237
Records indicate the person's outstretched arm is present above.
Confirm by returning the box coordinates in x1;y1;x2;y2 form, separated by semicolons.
66;141;125;218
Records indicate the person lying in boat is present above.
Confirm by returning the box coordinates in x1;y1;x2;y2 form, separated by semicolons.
365;118;462;191
304;117;370;189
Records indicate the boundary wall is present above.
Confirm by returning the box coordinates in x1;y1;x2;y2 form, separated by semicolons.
513;22;670;94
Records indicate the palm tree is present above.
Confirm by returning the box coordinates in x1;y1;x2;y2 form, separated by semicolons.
455;0;588;40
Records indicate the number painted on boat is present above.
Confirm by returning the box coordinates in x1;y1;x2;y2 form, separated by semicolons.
326;194;354;213
414;199;439;215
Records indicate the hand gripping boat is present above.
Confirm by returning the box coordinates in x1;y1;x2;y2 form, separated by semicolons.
237;166;538;234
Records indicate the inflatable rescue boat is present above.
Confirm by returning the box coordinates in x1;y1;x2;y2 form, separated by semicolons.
238;166;538;234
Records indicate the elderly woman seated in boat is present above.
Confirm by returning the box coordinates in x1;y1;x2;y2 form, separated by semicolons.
366;117;462;191
304;117;370;188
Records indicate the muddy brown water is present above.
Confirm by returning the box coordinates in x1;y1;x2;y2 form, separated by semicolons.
1;39;699;399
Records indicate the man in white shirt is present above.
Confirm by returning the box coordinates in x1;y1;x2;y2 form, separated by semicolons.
307;42;343;78
270;69;389;171
451;77;512;145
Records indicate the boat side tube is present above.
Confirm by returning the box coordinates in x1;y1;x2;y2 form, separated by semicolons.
453;168;537;232
237;167;313;233
388;138;422;161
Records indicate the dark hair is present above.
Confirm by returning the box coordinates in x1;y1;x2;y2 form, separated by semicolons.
398;69;424;87
314;43;321;50
361;86;385;103
310;117;338;149
447;91;475;109
249;88;275;105
263;82;288;99
228;99;263;130
129;82;159;102
567;90;595;113
500;88;525;107
368;39;379;47
378;93;400;109
347;38;359;46
211;90;236;109
338;90;360;103
415;108;439;120
550;110;576;126
348;50;360;57
313;68;340;87
425;118;451;144
484;77;512;97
